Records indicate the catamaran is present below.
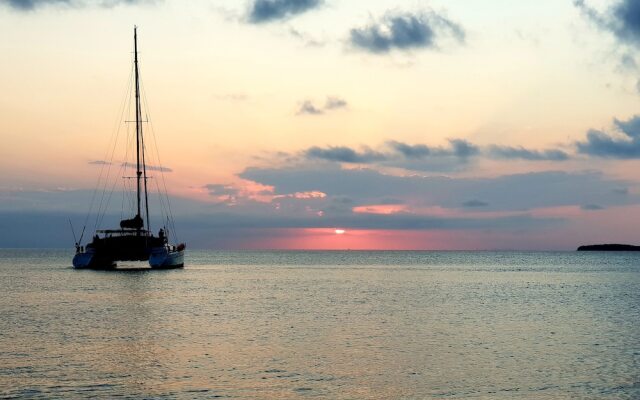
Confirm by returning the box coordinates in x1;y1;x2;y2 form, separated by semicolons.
73;27;185;269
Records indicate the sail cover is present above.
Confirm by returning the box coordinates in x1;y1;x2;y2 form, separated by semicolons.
120;214;144;229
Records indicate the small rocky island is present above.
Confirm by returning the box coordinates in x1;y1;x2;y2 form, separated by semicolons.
577;244;640;251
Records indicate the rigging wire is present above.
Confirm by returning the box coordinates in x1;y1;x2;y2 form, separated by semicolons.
96;101;135;230
96;162;127;229
81;62;134;240
95;60;136;230
122;105;136;218
140;76;179;241
141;117;151;230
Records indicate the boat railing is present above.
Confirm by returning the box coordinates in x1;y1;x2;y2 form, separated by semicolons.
96;229;153;237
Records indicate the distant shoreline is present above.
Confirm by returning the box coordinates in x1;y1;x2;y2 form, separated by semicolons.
577;244;640;251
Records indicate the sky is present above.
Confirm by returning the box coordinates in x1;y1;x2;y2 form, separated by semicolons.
1;0;640;249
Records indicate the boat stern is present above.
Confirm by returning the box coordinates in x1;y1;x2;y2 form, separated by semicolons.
149;246;185;269
72;251;94;269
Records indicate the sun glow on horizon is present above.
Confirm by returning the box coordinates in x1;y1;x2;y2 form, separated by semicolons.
335;229;346;235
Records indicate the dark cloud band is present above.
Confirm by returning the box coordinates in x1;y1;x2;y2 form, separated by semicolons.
488;145;569;161
240;166;633;213
301;140;566;172
305;146;386;163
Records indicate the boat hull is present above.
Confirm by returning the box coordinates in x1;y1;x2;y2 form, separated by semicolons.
72;251;116;269
88;234;164;261
149;247;185;269
72;252;93;269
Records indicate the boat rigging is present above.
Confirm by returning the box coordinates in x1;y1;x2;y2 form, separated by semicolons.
72;27;185;269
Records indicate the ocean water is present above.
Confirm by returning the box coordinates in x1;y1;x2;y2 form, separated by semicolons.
0;250;638;399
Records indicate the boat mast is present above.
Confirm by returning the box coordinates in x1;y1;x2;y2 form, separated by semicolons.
134;26;143;232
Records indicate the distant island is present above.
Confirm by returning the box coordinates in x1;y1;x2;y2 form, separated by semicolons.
577;244;640;251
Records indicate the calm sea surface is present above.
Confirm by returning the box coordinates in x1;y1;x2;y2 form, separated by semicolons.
0;249;638;399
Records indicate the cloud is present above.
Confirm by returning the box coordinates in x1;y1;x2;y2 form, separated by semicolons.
247;0;322;24
89;160;172;171
324;97;347;110
2;0;153;11
488;145;570;161
448;139;479;158
576;115;640;158
121;162;172;172
581;204;605;210
575;1;640;93
383;140;478;171
390;139;478;159
0;209;562;250
575;0;640;47
349;10;464;54
240;166;635;214
613;187;629;195
3;0;62;10
390;139;478;171
462;200;489;208
204;184;239;197
3;0;69;10
297;100;324;115
289;27;325;47
620;53;638;70
1;172;637;248
297;139;570;172
378;198;404;205
280;116;633;163
574;0;607;27
303;140;478;167
195;212;557;231
387;141;430;159
612;0;640;46
305;146;386;163
296;97;348;115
